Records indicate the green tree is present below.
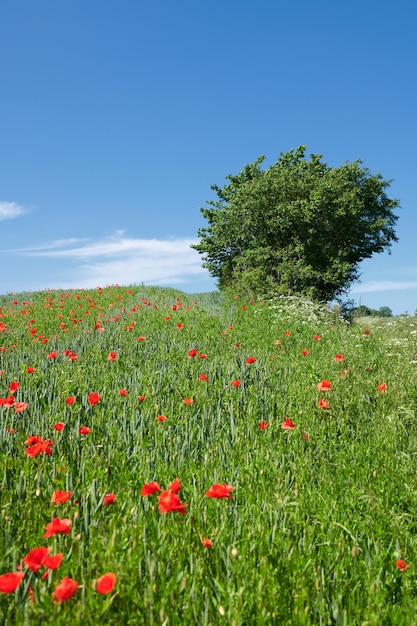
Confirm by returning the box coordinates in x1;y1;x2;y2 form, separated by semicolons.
192;147;400;301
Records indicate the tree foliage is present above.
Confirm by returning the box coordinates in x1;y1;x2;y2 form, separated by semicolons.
192;147;400;301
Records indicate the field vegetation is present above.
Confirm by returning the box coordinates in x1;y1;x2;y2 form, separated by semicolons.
1;285;417;625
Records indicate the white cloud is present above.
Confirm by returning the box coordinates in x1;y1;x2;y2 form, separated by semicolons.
0;201;28;221
3;233;210;290
350;280;417;294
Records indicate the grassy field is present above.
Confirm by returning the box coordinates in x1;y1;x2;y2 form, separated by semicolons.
1;286;417;625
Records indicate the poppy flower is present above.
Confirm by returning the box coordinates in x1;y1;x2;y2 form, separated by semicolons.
22;547;50;572
199;353;207;359
202;538;213;548
51;576;78;603
284;331;291;336
198;374;208;381
9;381;19;393
95;572;117;594
156;415;167;422
318;398;330;409
107;351;118;361
51;490;72;505
0;572;25;593
205;484;234;499
335;354;344;362
183;398;194;405
188;349;198;358
303;433;309;441
66;396;76;405
119;389;128;396
25;437;54;457
22;547;63;572
43;518;72;538
141;481;161;496
396;559;409;572
377;382;387;392
281;418;296;430
26;367;35;373
47;351;58;359
138;395;147;402
103;493;116;506
157;491;188;515
54;422;65;431
176;323;183;329
79;426;91;435
231;380;241;387
14;402;28;413
301;349;309;356
87;392;100;406
364;329;370;335
137;336;146;341
313;335;321;341
245;357;257;364
317;380;332;391
258;421;269;430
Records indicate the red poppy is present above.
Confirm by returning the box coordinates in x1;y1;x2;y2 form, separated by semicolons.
103;493;116;506
335;353;344;362
188;349;198;358
301;349;309;356
87;392;100;406
138;395;147;402
202;538;213;548
396;559;409;571
313;335;321;341
205;484;234;499
54;422;65;431
51;576;78;603
303;433;309;441
284;331;291;336
318;398;330;409
198;373;208;381
364;329;370;335
66;396;76;405
377;382;387;392
176;323;183;329
25;437;54;457
183;398;194;405
9;381;19;393
22;547;50;572
231;380;241;387
119;389;128;396
281;418;296;430
157;491;188;515
14;402;28;413
43;518;72;538
199;353;207;359
245;357;257;364
141;481;162;496
0;572;25;593
95;572;117;594
137;336;146;341
156;415;167;422
22;547;63;572
258;421;269;430
26;367;35;373
47;351;58;359
43;553;63;570
51;490;72;505
317;380;332;391
107;351;118;361
79;426;91;435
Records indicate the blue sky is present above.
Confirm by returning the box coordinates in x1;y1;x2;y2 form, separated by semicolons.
1;0;416;314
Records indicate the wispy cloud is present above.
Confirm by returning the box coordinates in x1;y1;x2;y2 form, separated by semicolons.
2;233;210;290
351;280;417;294
0;201;28;221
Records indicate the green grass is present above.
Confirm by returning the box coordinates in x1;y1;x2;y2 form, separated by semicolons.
1;286;417;625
